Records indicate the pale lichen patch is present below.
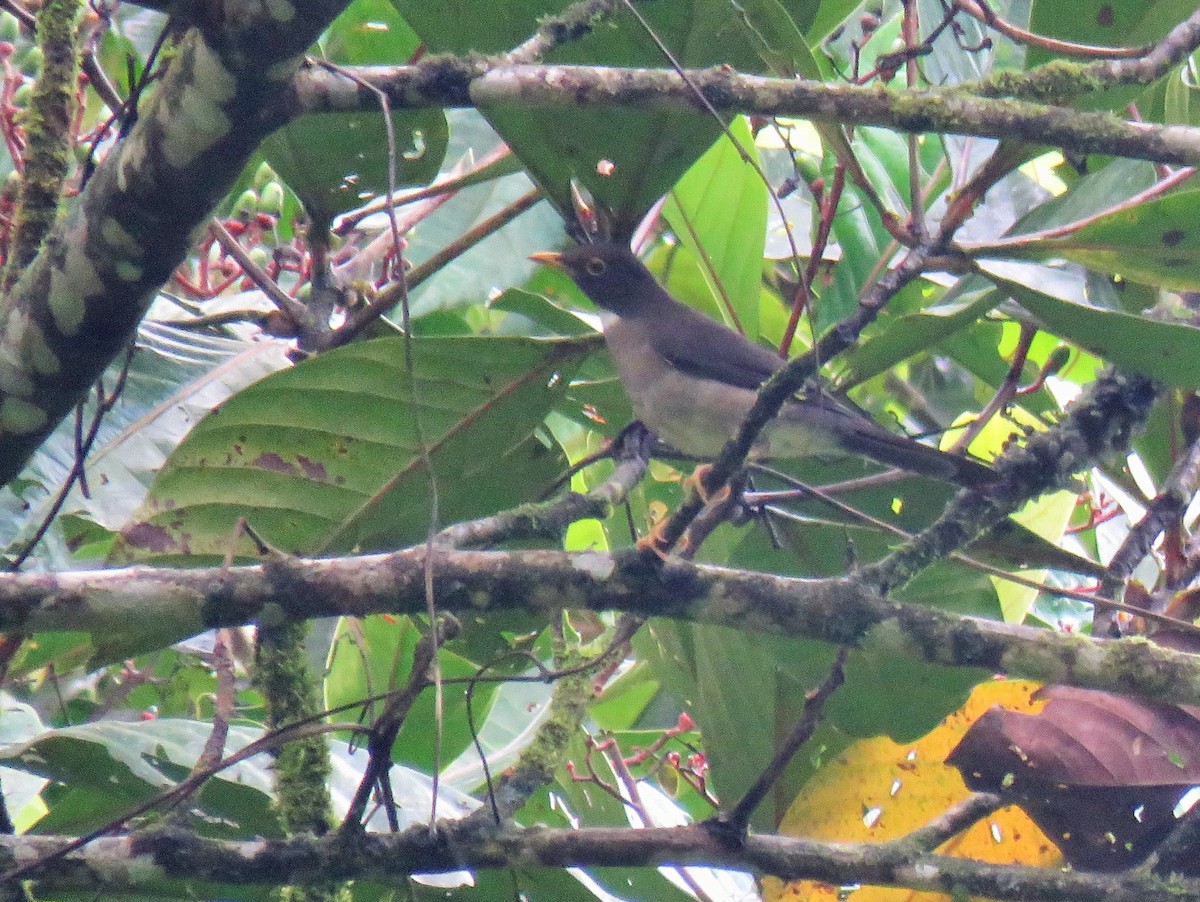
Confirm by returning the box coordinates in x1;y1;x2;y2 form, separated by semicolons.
116;132;150;193
189;37;237;102
48;242;105;336
15;315;60;376
162;84;232;169
48;277;86;335
100;217;144;260
0;360;34;397
118;851;168;884
571;551;614;580
266;57;302;82
263;0;296;23
113;260;142;282
0;397;47;433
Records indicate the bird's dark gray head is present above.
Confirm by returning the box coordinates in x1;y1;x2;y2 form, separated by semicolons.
530;242;669;316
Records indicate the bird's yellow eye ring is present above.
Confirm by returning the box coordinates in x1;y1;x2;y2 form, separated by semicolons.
585;257;607;277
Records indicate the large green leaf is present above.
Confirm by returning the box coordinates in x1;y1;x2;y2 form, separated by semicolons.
726;0;824;78
6;320;288;570
115;335;596;563
1027;0;1199;69
102;335;596;659
980;258;1200;389
662;116;769;336
835;276;1001;386
1025;0;1196;110
4;721;282;838
321;0;420;64
265;0;441;220
1011;157;1158;235
2;719;479;840
261;109;449;222
324;614;497;774
983;189;1200;291
399;0;826;233
390;0;562;55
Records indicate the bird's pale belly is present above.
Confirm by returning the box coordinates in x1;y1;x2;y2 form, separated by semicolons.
606;329;841;459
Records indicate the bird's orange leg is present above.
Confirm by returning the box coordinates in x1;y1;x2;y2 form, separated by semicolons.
683;463;734;507
636;521;678;559
637;465;746;559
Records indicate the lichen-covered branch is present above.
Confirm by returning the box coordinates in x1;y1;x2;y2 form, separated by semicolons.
254;619;333;837
857;369;1159;595
292;60;1200;167
2;545;1198;706
0;0;351;488
3;821;1195;902
255;618;338;902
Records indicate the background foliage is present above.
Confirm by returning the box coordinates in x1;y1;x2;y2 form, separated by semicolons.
1;0;1199;899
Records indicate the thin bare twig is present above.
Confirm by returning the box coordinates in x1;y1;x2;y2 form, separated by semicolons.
721;646;849;833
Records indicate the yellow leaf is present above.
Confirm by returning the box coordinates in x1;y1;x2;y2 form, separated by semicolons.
764;679;1061;902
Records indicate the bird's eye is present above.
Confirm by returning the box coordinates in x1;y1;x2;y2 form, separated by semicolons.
585;257;607;277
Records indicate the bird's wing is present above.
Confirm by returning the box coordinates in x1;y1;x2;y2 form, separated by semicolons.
649;305;784;390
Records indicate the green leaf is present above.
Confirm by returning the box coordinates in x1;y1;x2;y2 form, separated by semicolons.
1025;0;1196;109
441;675;554;793
261;109;449;222
489;287;595;337
589;660;660;731
980;258;1200;389
1028;0;1198;68
991;189;1200;291
805;0;860;43
835;275;1000;386
5;721;282;838
1011;157;1157;235
400;0;826;233
825;621;989;743
1164;52;1200;126
390;0;557;55
817;169;890;333
324;615;496;773
103;336;596;659
662;116;768;336
991;490;1080;624
478;104;717;240
115;335;597;563
322;0;421;64
728;0;823;78
4;719;480;840
687;624;809;827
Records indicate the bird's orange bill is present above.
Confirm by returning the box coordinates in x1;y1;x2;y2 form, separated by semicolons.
529;251;567;269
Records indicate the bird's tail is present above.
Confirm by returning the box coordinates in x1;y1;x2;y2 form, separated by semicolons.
838;425;997;490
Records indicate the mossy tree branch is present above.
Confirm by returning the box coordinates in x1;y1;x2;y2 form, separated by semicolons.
1;0;82;291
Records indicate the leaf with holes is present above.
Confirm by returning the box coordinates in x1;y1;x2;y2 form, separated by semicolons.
261;109;449;223
980;189;1200;291
401;0;826;234
106;335;597;657
948;684;1200;873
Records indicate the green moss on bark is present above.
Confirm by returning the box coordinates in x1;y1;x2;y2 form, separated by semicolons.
256;618;345;902
3;0;81;290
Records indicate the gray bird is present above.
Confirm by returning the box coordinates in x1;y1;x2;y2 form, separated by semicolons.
531;242;995;489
